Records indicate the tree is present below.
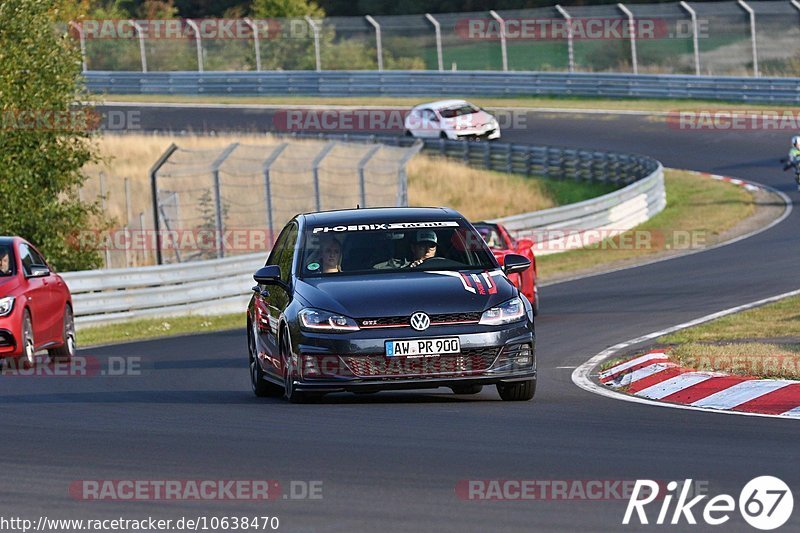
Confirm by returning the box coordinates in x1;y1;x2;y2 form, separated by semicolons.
251;0;324;18
0;0;108;271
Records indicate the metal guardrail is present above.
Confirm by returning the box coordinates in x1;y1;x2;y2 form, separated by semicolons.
64;135;664;328
86;71;800;103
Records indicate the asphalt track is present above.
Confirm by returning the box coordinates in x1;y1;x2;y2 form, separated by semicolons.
2;105;799;532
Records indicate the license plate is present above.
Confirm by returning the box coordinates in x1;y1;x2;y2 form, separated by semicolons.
385;337;460;357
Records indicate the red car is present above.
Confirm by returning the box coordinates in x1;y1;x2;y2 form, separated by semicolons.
473;222;539;315
0;237;75;368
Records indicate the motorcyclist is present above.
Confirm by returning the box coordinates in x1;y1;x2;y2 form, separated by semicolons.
783;136;800;191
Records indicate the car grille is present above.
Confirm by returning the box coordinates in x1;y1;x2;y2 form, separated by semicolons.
340;347;500;378
358;312;481;328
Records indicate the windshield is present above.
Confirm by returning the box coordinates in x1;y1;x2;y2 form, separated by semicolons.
300;221;498;277
438;104;479;119
0;245;13;276
474;224;507;250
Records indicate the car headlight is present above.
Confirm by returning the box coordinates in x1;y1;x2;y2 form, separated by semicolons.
0;296;14;317
479;297;525;326
298;308;360;332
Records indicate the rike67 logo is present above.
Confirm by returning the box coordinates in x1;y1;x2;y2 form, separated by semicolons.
624;477;793;530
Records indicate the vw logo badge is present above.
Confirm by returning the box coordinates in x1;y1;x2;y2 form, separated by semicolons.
410;312;430;331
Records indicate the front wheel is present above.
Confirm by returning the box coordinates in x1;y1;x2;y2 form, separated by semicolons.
497;379;536;401
20;311;35;369
49;305;76;362
281;333;319;404
249;322;282;398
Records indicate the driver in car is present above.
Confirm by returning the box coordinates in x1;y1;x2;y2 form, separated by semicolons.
0;248;10;275
406;230;438;268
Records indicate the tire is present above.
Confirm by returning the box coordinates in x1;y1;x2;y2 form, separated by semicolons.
49;305;76;362
532;286;540;317
496;379;536;401
439;131;448;139
451;384;483;395
281;330;319;404
248;321;282;398
20;310;35;369
404;129;413;137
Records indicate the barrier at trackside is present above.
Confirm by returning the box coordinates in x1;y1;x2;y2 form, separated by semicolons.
86;71;800;104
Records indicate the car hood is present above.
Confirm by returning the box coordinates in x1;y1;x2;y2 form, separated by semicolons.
295;270;516;318
0;276;20;296
443;110;495;129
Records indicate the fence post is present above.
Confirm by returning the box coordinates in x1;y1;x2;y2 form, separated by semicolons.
69;22;87;72
312;142;337;211
680;2;701;76
396;141;423;207
365;16;383;71
617;4;638;74
185;19;204;72
149;143;178;265
99;172;111;268
357;144;382;208
425;14;444;71
244;18;262;71
262;143;289;245
140;212;148;264
555;5;574;73
131;20;148;73
737;0;758;77
305;16;322;71
210;143;240;259
489;10;508;71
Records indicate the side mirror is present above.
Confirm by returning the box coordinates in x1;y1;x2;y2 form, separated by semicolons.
29;265;50;278
503;254;530;275
253;265;281;285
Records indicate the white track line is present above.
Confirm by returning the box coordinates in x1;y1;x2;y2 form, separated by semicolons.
572;287;800;420
599;352;668;379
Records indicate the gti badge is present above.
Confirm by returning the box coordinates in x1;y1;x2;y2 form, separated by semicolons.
410;312;430;331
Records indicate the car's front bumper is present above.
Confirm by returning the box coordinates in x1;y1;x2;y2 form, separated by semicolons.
448;127;501;140
290;321;535;393
0;306;23;358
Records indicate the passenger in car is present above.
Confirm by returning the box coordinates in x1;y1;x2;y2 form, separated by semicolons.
321;237;342;273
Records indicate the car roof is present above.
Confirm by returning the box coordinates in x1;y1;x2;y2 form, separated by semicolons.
301;207;464;227
414;99;471;111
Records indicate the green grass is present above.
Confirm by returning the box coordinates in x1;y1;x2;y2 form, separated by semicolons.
653;295;800;380
661;296;800;344
537;169;755;281
537;177;617;205
78;313;245;347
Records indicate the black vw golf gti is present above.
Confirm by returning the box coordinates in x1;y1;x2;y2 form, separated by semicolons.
247;207;536;403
